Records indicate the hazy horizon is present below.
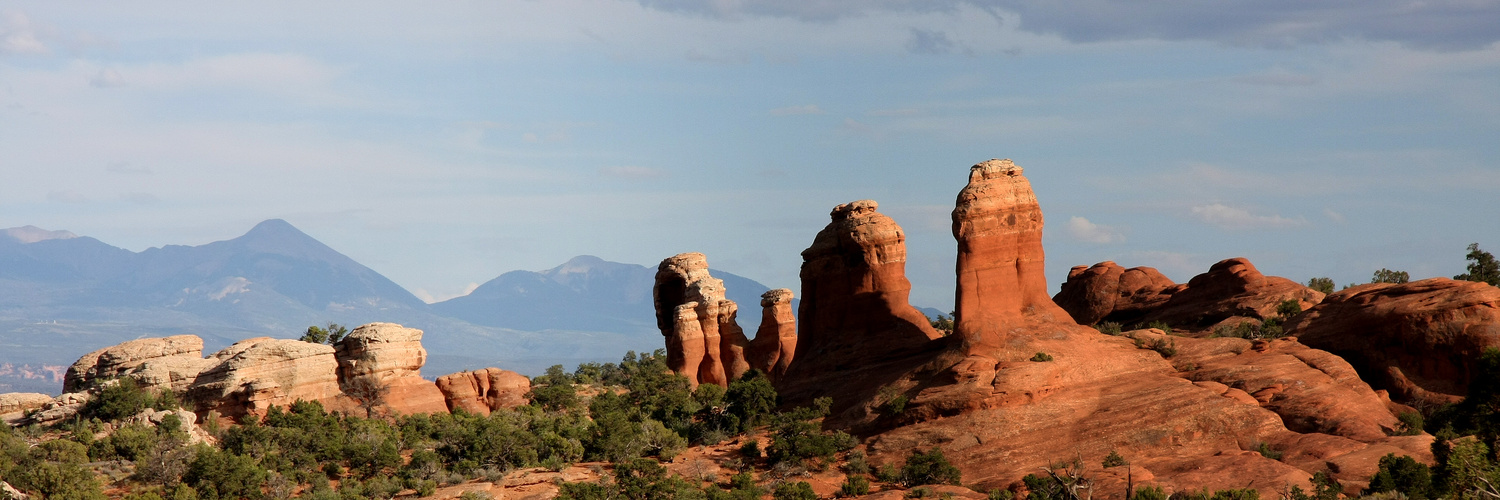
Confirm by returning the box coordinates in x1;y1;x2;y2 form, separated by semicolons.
3;2;1497;312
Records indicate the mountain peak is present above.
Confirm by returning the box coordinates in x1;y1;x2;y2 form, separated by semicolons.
243;219;303;238
2;225;79;244
545;255;610;275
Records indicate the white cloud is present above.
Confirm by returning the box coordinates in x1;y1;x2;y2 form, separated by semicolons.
1066;216;1124;243
1190;203;1308;229
770;104;824;116
0;12;48;55
599;166;666;179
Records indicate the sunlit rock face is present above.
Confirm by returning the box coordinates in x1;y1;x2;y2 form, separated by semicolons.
654;252;751;387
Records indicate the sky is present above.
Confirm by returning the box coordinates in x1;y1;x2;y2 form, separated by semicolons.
1;1;1498;311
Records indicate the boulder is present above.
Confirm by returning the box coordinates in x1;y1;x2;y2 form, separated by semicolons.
64;335;216;393
746;288;797;381
779;199;944;407
18;392;90;426
1286;278;1500;404
187;338;349;419
654;253;751;387
0;392;52;414
435;367;531;415
952;159;1072;354
334;323;449;415
1143;258;1324;331
1053;261;1176;326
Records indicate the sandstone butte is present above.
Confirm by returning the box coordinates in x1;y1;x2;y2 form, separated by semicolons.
758;159;1432;497
1286;278;1500;406
11;322;529;424
1054;258;1325;331
654;253;800;387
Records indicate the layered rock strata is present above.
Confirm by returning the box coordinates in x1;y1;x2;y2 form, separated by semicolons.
654;252;752;387
1286;278;1500;404
334;323;449;415
779;200;944;407
434;367;531;415
64;335;217;393
746;288;797;381
187;338;351;418
951;159;1071;354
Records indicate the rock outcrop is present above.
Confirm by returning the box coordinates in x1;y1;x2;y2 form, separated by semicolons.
1286;278;1500;404
334;323;449;415
1053;261;1177;326
187;338;350;418
952;159;1071;354
64;335;217;393
0;392;52;415
1054;257;1324;331
746;288;797;381
779;200;944;405
654;253;752;387
435;367;531;415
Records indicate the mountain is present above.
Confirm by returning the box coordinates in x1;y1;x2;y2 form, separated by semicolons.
432;255;780;335
0;222;789;394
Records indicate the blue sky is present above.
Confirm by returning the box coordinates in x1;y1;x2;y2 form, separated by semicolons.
2;1;1497;311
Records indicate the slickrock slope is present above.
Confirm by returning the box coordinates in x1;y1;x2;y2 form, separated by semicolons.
64;335;217;393
435;367;531;415
779;200;945;407
334;322;449;415
1053;261;1177;326
654;252;752;387
1286;278;1500;404
746;288;797;382
187;338;351;418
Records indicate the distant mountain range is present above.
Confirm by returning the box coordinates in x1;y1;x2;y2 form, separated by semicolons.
0;220;789;394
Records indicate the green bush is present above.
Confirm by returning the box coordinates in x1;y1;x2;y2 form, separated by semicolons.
1372;268;1410;284
1365;453;1433;500
840;474;871;496
1306;277;1335;295
1101;450;1127;468
1396;411;1424;436
1253;442;1281;461
1455;243;1500;286
1147;321;1173;334
182;447;267;500
84;377;155;421
766;398;857;466
1030;352;1054;362
1274;299;1303;318
1096;322;1123;335
1133;486;1167;500
773;481;817;500
900;448;962;487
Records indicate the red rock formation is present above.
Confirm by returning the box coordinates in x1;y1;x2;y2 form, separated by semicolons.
746;288;797;381
952;160;1071;355
64;335;217;393
335;323;450;416
779;200;944;406
435;367;531;415
655;252;751;387
1286;278;1500;404
1053;261;1176;326
1144;258;1323;330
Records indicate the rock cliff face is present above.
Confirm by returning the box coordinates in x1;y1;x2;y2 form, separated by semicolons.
1053;261;1176;326
334;323;450;415
1054;257;1323;331
187;338;350;418
952;160;1071;354
434;367;531;415
746;288;797;381
654;253;752;387
779;200;945;406
1286;278;1500;404
64;335;217;393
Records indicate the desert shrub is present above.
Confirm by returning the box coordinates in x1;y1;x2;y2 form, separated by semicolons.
840;474;871;496
83;377;156;421
529;365;582;412
1285;472;1340;500
1134;486;1167;500
1254;442;1282;460
739;440;761;460
1102;450;1127;468
1030;352;1054;362
1147;321;1173;334
766;398;857;466
988;489;1016;500
774;481;817;500
1372;268;1410;284
1275;299;1303;318
1366;453;1433;500
91;422;162;461
878;385;909;415
1209;489;1259;500
1306;277;1335;294
1396;411;1424;436
183;447;267;500
1455;243;1500;286
931;314;955;336
1096;322;1123;335
900;448;962;487
725;370;778;432
844;450;870;475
